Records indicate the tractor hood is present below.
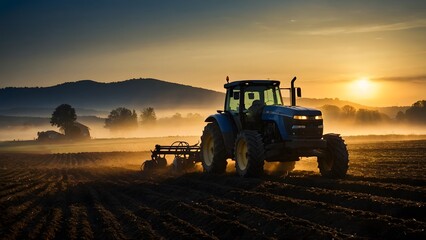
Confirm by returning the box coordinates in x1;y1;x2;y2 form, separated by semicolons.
263;105;322;118
261;105;323;141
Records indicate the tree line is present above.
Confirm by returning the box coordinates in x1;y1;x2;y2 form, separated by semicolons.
104;107;158;131
49;104;205;134
395;100;426;124
103;106;204;132
320;100;426;124
49;100;425;136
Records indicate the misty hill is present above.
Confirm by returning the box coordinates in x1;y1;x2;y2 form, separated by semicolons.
0;115;104;129
294;98;408;118
0;107;109;117
292;98;366;109
0;78;225;111
0;78;409;118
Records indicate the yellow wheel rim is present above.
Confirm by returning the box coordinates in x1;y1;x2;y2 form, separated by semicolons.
203;134;214;166
236;139;248;171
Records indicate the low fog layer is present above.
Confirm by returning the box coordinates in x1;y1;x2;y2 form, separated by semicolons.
1;117;425;143
1;103;425;142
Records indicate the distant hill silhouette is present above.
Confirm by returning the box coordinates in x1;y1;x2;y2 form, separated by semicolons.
0;107;108;117
0;78;225;111
0;78;409;118
0;115;104;129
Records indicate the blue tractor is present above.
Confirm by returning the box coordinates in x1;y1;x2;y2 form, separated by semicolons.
200;77;349;178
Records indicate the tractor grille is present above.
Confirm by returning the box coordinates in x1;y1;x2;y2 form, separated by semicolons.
290;118;323;139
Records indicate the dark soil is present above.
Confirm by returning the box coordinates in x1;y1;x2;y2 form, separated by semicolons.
0;140;425;239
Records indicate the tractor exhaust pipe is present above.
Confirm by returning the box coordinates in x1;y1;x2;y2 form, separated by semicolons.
291;76;297;106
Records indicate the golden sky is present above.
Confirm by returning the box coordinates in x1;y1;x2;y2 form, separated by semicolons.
0;0;425;107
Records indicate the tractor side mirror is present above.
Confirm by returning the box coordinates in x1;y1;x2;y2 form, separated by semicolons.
297;88;302;98
233;92;240;100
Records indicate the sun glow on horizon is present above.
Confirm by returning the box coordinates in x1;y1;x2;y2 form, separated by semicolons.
356;78;371;91
346;77;380;102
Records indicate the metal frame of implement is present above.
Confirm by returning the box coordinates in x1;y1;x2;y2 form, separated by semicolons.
141;141;201;171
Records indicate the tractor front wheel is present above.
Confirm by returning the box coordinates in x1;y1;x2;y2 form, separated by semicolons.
234;130;265;177
317;134;349;178
200;122;227;173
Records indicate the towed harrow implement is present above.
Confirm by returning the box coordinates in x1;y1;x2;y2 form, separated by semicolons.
141;141;201;172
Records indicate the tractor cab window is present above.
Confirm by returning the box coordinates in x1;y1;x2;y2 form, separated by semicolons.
264;86;283;106
226;87;240;112
226;85;283;112
243;86;282;110
244;91;260;110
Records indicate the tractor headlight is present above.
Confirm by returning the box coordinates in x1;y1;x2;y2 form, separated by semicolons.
315;115;323;120
293;115;308;120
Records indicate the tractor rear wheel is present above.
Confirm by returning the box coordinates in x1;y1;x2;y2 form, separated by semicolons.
234;130;265;177
201;122;227;173
317;134;349;178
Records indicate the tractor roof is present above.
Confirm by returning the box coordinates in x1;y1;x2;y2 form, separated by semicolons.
224;80;281;89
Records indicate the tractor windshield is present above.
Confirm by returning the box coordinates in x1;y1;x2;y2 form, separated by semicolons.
226;85;283;112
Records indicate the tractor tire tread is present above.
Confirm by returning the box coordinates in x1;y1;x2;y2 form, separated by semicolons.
201;122;227;173
318;134;349;178
235;130;265;177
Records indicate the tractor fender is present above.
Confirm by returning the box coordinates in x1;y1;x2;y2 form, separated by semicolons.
205;113;236;157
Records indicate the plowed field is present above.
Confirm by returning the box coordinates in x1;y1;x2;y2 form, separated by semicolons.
0;140;425;239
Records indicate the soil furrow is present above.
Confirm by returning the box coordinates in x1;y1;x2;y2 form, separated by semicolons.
84;186;128;240
123;184;265;239
2;206;43;240
129;180;354;239
255;180;425;220
0;177;46;201
93;184;176;239
111;187;217;239
1;143;425;240
168;174;425;239
1;177;56;212
0;169;34;182
281;175;426;202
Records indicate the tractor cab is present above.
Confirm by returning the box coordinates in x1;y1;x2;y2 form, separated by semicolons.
224;80;283;129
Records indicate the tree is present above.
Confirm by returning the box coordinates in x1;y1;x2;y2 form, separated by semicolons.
341;105;356;119
171;113;182;120
140;107;156;125
186;113;203;121
320;105;341;120
405;100;426;124
50;104;77;135
105;107;138;131
396;111;405;122
355;109;382;124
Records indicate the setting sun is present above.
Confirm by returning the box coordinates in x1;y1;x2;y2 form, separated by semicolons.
347;77;379;101
355;78;371;91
